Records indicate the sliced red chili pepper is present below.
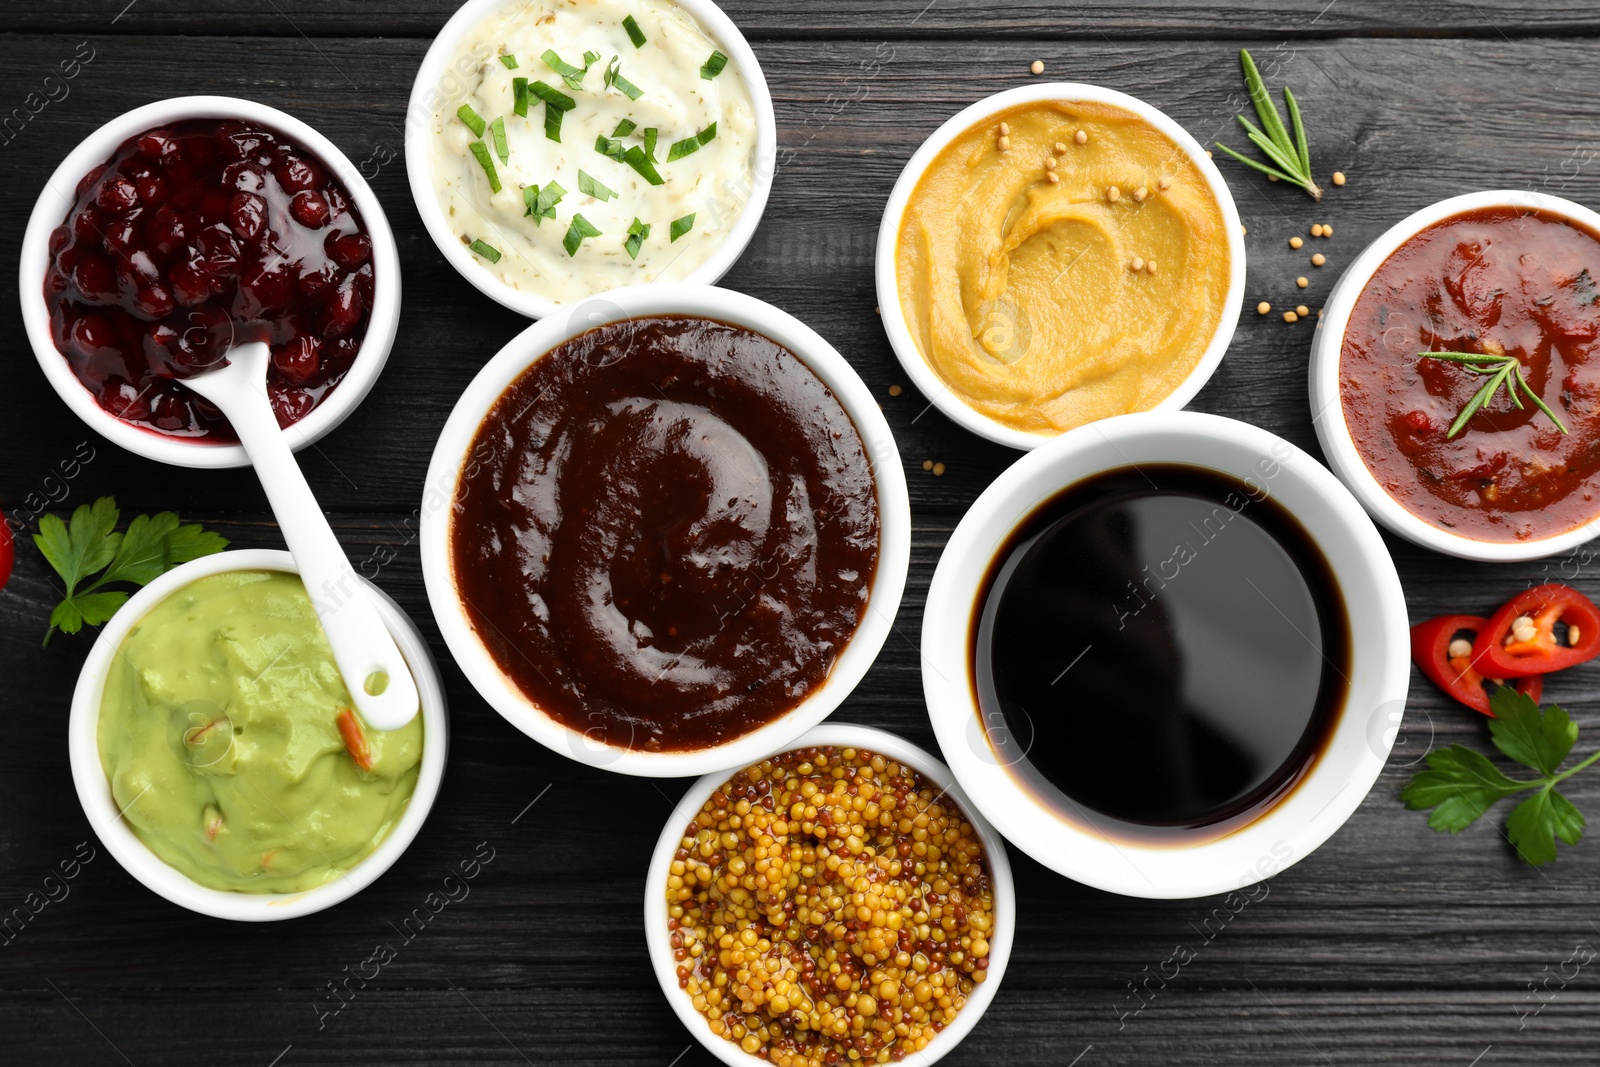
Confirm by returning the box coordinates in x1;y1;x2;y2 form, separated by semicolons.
1411;613;1542;716
0;510;11;592
336;706;376;771
1471;584;1600;679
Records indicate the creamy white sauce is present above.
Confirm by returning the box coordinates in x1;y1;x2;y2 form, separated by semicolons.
428;0;758;305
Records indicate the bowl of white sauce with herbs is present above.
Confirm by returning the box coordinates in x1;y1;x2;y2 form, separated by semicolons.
407;0;775;318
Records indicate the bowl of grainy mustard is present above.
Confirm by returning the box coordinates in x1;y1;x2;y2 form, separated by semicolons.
645;723;1015;1067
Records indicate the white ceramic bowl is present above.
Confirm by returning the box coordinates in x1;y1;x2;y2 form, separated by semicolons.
923;411;1410;899
19;96;402;470
644;722;1015;1067
404;0;776;320
68;549;449;921
421;284;911;777
1310;189;1600;562
874;83;1247;451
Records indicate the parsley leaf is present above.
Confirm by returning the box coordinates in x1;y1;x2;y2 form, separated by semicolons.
1402;688;1600;865
34;497;228;646
563;213;602;256
624;217;651;259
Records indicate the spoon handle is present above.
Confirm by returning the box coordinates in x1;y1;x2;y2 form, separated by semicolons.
190;342;420;732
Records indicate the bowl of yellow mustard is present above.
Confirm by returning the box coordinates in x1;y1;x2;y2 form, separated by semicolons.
68;549;448;921
875;83;1247;450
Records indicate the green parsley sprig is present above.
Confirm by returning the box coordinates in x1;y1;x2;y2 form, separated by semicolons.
1214;48;1323;202
1402;688;1600;866
34;497;228;646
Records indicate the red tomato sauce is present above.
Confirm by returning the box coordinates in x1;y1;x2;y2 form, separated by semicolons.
1340;207;1600;541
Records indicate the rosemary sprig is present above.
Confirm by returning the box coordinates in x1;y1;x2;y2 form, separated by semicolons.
1214;49;1323;202
1420;351;1569;438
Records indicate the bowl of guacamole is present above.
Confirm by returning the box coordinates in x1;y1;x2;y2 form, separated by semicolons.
69;549;448;920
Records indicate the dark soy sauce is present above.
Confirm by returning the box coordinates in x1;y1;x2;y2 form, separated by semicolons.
971;465;1350;844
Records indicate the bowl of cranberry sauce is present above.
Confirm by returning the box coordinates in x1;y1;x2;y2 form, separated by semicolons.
1311;190;1600;562
20;97;399;469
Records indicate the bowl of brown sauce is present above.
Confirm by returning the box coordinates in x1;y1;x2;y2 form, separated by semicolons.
421;285;910;777
1311;190;1600;561
922;410;1409;899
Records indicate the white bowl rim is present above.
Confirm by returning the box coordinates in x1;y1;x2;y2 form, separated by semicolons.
921;409;1411;899
642;721;1016;1067
403;0;777;321
420;283;912;777
68;549;450;921
18;95;403;471
873;81;1248;451
1310;188;1600;562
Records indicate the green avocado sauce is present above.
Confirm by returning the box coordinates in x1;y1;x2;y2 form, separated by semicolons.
97;570;424;894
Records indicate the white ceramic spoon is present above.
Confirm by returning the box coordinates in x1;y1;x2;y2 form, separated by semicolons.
183;340;419;731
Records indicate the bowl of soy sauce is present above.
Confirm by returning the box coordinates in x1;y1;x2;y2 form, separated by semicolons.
922;411;1410;899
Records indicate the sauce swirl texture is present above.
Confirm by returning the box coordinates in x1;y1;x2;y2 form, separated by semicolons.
452;316;879;752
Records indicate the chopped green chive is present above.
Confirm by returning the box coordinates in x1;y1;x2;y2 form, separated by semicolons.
613;118;638;137
700;50;728;79
513;77;529;117
670;213;695;242
578;170;618;202
584;50;602;67
490;116;509;163
524;180;565;225
623;14;647;47
457;104;487;138
499;54;519;69
623;144;664;185
643;127;658;162
528;81;576;142
666;122;717;162
624;217;651;259
468;238;502;262
595;134;627;161
528;80;578;111
541;49;593;90
563;213;602;256
468;140;502;193
604;56;644;100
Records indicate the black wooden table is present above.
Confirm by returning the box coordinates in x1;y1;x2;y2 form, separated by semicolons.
6;2;1600;1064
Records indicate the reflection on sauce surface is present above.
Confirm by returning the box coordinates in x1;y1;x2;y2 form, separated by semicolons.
972;466;1349;844
452;316;879;752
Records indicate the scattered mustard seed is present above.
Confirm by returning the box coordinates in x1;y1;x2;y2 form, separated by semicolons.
1130;257;1145;272
1322;223;1334;237
1047;172;1060;184
1257;301;1272;315
1133;186;1148;202
922;459;933;472
1296;276;1309;288
1296;304;1310;317
999;122;1010;136
1312;252;1326;267
1045;157;1058;171
1107;185;1121;202
997;135;1011;151
1333;171;1346;186
1075;129;1088;145
889;384;903;397
1031;60;1045;75
1284;310;1299;323
1053;141;1067;155
1158;176;1172;190
1145;260;1158;274
1289;236;1304;249
1311;223;1324;237
933;462;947;476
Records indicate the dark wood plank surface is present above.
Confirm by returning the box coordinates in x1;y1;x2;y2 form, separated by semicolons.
5;5;1600;1065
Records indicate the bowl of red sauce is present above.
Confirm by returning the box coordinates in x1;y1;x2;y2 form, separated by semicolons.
420;284;911;777
19;96;400;469
1311;190;1600;560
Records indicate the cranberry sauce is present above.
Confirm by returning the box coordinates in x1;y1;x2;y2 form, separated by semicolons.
44;118;375;441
